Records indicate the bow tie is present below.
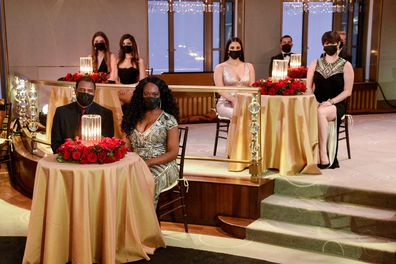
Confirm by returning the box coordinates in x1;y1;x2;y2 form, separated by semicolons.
284;53;291;57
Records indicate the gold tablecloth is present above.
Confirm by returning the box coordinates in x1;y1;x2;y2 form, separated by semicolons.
228;94;320;176
46;86;131;143
23;153;165;264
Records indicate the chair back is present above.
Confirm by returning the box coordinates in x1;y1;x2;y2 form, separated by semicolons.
0;103;12;139
177;126;188;179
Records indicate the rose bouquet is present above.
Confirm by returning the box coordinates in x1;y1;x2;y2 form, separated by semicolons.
287;66;308;79
252;78;307;96
56;137;127;164
61;72;109;83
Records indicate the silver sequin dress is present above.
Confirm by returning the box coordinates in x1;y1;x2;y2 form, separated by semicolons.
129;111;179;207
216;63;251;118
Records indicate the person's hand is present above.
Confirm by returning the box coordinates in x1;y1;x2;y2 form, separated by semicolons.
230;95;237;106
320;100;333;107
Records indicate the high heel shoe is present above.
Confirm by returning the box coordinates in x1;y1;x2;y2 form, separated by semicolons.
318;163;330;169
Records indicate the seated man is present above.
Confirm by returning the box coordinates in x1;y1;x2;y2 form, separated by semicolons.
338;31;352;62
51;76;114;153
269;35;294;77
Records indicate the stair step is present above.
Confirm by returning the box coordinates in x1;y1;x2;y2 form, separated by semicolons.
274;178;396;210
246;219;396;263
217;215;255;239
261;195;396;239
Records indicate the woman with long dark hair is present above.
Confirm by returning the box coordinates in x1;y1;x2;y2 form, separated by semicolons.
90;31;117;82
122;76;179;207
116;34;146;84
213;37;255;119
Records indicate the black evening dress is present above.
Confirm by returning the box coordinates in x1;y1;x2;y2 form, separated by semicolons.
118;67;139;84
313;57;347;168
97;58;108;73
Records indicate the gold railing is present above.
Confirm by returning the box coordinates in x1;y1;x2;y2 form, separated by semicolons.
30;80;262;180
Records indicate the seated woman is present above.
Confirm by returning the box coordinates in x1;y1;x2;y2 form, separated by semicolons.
213;37;255;119
91;31;117;82
306;31;354;169
116;34;146;110
116;34;146;85
121;76;179;207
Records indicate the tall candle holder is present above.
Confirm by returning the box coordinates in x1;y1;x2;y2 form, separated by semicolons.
271;59;288;81
80;57;93;74
81;114;101;145
289;54;302;68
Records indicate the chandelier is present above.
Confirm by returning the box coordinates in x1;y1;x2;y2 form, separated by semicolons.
148;0;222;14
283;0;353;15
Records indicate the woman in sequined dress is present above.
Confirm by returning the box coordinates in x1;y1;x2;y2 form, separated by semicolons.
213;37;255;119
121;76;180;207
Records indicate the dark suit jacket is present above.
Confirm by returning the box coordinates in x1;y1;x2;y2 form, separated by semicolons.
51;102;114;153
339;46;352;63
269;52;293;77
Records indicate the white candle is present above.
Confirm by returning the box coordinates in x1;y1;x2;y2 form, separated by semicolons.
290;54;302;68
80;57;93;74
81;114;101;145
272;59;288;81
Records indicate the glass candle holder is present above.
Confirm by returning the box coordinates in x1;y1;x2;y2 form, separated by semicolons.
272;59;288;81
81;114;101;145
290;54;302;68
80;57;93;74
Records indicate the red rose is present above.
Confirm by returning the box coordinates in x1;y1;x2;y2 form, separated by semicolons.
72;151;81;161
121;145;127;154
63;151;71;160
105;155;115;163
98;152;107;164
80;157;88;164
114;149;124;161
87;152;97;163
268;87;276;95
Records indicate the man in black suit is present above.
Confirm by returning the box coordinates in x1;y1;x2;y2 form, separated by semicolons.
338;31;352;62
269;35;294;77
51;76;114;153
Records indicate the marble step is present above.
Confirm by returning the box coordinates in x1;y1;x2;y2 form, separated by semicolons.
246;218;396;263
274;178;396;210
261;194;396;239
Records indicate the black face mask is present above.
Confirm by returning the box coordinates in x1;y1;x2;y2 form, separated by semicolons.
94;42;106;51
324;45;338;56
229;50;242;60
143;97;161;110
122;45;134;54
281;44;292;53
77;92;94;107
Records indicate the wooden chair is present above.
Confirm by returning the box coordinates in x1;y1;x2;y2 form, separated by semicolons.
213;116;230;156
339;114;352;159
157;126;189;232
213;93;230;156
0;103;14;177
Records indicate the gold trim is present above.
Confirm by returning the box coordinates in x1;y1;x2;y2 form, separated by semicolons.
185;155;251;164
30;80;260;93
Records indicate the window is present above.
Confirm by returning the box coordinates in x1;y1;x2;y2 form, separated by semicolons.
148;0;235;74
282;1;364;67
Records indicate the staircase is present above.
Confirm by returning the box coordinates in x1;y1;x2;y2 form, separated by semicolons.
246;177;396;263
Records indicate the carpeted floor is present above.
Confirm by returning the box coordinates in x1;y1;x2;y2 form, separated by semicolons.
0;236;276;264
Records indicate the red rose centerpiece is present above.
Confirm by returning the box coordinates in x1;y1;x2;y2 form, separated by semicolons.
56;137;127;164
287;66;308;79
62;72;109;83
252;78;307;96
